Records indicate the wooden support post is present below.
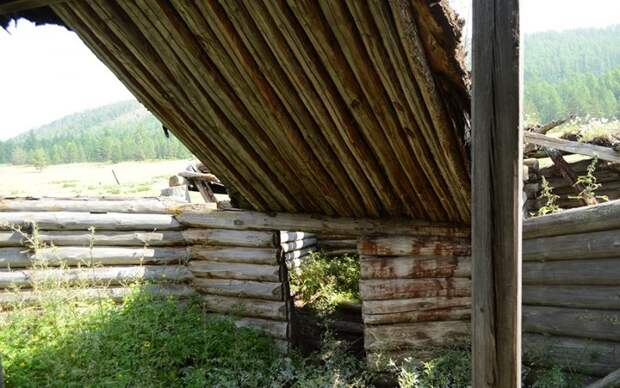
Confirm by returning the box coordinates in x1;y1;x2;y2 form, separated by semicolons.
472;0;522;387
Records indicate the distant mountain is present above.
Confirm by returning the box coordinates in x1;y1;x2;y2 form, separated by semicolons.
0;100;192;166
524;25;620;122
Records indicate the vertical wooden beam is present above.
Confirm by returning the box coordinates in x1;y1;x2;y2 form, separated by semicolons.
472;0;522;387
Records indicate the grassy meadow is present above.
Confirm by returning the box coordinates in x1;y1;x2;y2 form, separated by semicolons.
0;159;204;199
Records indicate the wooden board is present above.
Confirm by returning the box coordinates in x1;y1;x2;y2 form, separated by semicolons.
201;294;287;321
190;246;278;265
523;229;620;261
524;132;620;163
364;320;470;351
360;255;471;280
523;305;620;342
363;307;470;325
189;261;281;282
358;235;470;257
0;212;182;231
360;278;471;301
0;246;190;268
524;259;620;285
193;278;283;301
524;285;620;310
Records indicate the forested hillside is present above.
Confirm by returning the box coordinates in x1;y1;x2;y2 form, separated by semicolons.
524;25;620;122
0;101;191;166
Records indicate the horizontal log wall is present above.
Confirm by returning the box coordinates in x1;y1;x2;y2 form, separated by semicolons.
523;199;620;377
358;233;472;363
315;233;357;257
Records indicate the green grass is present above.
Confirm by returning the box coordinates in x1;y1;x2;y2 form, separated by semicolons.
289;251;361;315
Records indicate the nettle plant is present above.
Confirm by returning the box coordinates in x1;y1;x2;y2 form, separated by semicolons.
570;156;609;204
537;176;562;216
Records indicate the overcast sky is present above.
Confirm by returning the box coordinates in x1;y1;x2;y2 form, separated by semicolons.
1;0;619;140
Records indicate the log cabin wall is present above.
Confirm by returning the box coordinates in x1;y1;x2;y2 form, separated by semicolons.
0;197;295;350
523;199;620;377
357;232;472;365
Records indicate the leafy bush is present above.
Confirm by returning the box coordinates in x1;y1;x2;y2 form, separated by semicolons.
289;251;360;314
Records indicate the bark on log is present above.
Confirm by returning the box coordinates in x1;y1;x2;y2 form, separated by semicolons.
0;197;184;214
524;259;620;285
175;209;469;237
360;255;471;280
523;229;620;261
360;278;471;301
358;235;470;257
523;305;620;342
523;200;620;239
0;247;190;268
0;212;182;231
524;333;620;377
190;246;278;265
201;294;287;320
364;320;470;351
189;261;281;282
193;278;283;301
0;265;192;288
524;285;620;310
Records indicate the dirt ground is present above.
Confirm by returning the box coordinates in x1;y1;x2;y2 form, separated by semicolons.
0;159;210;202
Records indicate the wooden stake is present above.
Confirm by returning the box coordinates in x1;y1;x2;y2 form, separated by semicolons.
472;0;522;386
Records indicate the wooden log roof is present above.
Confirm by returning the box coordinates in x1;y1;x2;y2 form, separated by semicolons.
3;0;471;222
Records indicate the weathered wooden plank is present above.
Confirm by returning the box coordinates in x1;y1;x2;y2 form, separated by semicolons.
175;209;470;237
201;294;287;321
360;255;471;280
524;132;620;163
360;278;471;301
358;235;470;257
523;229;620;261
524;333;620;377
363;296;472;315
472;0;523;385
364;320;470;351
363;307;470;325
524;285;620;310
523;200;620;239
0;265;192;288
524;259;620;285
0;212;182;231
185;229;275;247
190;246;278;265
193;278;283;301
0;0;69;15
0;284;195;305
0;246;190;268
0;231;24;247
207;314;288;340
0;197;184;214
189;261;280;282
280;238;317;253
523;306;620;342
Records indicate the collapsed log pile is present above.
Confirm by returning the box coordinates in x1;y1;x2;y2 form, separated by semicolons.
523;200;620;377
357;233;472;365
526;159;620;213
